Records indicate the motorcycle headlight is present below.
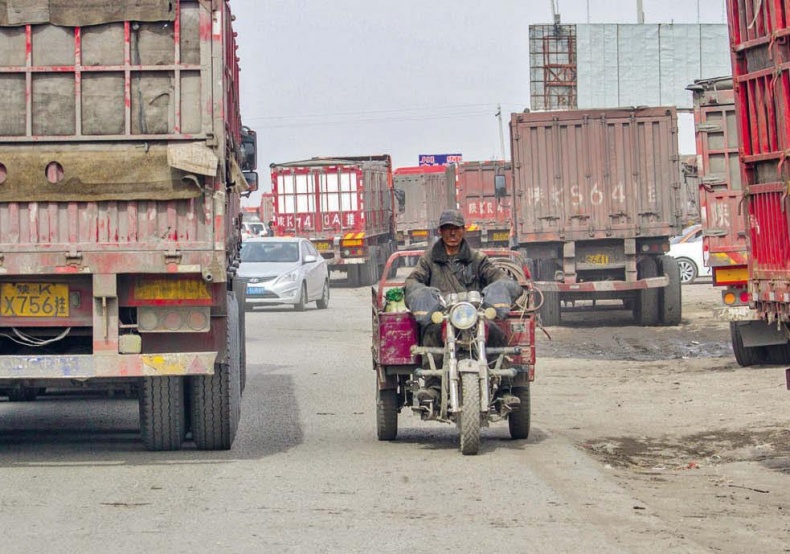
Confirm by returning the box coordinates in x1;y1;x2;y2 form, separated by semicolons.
275;270;298;285
450;302;478;330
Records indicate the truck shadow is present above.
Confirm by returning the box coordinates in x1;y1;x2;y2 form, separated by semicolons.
392;425;549;453
0;372;303;465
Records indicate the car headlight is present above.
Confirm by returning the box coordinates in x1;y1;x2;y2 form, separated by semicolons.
449;302;478;330
275;270;299;285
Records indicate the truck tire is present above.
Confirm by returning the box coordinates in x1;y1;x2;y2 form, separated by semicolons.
459;373;481;455
658;255;682;326
7;387;43;402
376;384;398;441
730;322;766;367
767;341;790;364
232;278;248;396
140;376;185;451
537;259;561;326
634;257;660;326
507;385;531;440
190;292;242;450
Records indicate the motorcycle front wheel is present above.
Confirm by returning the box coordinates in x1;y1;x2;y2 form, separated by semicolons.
459;373;481;455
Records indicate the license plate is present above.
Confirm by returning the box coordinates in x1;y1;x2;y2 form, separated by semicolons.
714;266;748;285
1;283;69;317
313;241;331;251
491;231;510;241
410;230;428;238
247;286;266;295
585;254;610;265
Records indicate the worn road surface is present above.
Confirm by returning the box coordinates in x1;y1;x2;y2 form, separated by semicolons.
0;278;788;553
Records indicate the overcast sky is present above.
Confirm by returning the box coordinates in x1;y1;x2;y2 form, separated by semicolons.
232;0;728;203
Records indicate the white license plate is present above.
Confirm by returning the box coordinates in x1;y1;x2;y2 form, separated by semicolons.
247;286;266;295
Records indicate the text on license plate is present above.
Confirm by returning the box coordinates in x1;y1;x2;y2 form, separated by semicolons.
491;231;510;241
585;254;610;265
1;283;69;317
313;242;331;251
247;286;266;295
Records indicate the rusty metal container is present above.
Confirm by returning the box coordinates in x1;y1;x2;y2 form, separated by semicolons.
456;161;513;247
0;0;248;379
509;107;683;326
511;107;680;243
393;165;455;247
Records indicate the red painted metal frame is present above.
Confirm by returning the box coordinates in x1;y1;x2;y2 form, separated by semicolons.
726;0;790;318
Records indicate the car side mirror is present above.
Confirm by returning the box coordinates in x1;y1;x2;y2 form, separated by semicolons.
494;175;507;199
242;171;259;198
303;254;318;264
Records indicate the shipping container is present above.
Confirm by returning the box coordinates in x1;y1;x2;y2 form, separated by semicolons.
510;107;683;326
0;0;255;450
271;156;397;286
393;165;455;248
456;161;513;248
724;1;790;367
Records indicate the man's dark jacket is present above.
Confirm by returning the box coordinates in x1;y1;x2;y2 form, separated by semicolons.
404;239;513;322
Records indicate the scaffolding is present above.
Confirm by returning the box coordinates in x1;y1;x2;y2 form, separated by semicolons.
529;24;577;111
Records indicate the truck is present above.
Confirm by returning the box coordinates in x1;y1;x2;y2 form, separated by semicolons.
687;76;771;366
724;1;790;369
509;107;683;327
393;165;455;249
0;0;256;451
456;161;513;248
271;156;397;287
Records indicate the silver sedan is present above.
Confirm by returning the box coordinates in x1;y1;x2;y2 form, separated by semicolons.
238;237;330;311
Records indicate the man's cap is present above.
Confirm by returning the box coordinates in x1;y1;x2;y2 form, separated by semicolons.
438;209;465;228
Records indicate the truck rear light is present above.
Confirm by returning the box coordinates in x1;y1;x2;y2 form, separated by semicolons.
137;307;210;333
341;239;363;247
739;291;750;304
723;292;736;305
128;276;213;306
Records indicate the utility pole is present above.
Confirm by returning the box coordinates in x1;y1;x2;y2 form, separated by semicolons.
496;104;506;161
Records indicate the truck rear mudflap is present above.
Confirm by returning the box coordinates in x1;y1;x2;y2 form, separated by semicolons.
0;352;218;379
535;275;669;292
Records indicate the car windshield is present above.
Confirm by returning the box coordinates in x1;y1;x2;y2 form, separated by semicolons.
670;225;700;245
248;223;264;235
241;242;299;263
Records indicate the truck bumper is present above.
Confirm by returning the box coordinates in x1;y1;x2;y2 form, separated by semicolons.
713;305;759;322
0;352;217;379
535;275;669;292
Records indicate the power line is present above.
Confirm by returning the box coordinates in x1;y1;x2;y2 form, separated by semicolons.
257;109;497;129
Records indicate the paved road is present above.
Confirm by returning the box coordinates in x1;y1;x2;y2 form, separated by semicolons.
0;285;710;553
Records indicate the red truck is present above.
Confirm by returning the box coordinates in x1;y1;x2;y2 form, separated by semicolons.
509;107;683;327
271;156;397;286
687;76;772;366
393;165;455;249
725;1;790;369
0;0;256;451
456;161;513;248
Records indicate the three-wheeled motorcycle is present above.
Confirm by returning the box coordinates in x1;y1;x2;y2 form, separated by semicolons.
372;249;538;455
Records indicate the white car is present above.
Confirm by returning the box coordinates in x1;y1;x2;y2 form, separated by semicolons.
238;237;330;311
668;224;711;284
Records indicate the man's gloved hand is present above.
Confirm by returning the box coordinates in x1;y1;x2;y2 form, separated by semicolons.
407;286;443;325
482;280;523;319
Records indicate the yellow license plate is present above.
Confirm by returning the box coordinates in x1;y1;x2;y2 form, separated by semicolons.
410;230;428;237
491;231;510;241
585;254;610;265
313;241;331;251
1;283;69;317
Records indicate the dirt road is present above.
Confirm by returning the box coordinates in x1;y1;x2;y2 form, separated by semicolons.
538;283;790;553
0;280;787;553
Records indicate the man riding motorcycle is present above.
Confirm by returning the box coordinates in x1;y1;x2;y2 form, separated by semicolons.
404;209;523;406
